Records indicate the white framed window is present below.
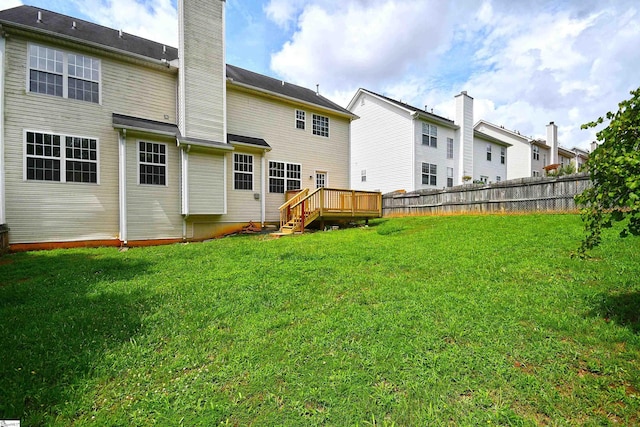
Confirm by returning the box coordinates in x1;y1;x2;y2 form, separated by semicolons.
496;176;502;182
501;147;506;164
361;169;367;182
269;161;301;193
139;141;166;185
316;171;327;188
533;145;540;161
422;123;437;147
233;153;253;190
28;44;100;103
295;110;306;130
486;144;492;161
447;138;453;159
25;130;99;184
480;175;488;184
421;162;437;186
313;114;329;137
446;167;453;188
532;170;540;177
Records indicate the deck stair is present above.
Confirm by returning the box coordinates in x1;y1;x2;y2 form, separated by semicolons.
278;187;382;234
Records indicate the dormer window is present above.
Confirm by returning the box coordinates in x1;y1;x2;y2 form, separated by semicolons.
29;44;100;104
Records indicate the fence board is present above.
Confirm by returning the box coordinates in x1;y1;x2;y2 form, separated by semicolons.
382;173;591;217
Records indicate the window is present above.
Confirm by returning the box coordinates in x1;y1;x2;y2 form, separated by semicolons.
29;44;100;103
496;176;501;182
361;169;367;182
447;138;453;159
422;123;437;147
486;145;492;161
421;162;437;186
25;131;98;183
233;153;253;190
501;147;506;164
313;114;329;137
447;167;453;188
533;145;540;160
480;175;488;184
139;141;166;185
532;170;540;177
296;110;305;130
269;161;301;193
316;172;327;188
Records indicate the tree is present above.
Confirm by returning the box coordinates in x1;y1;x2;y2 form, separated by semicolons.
575;87;640;256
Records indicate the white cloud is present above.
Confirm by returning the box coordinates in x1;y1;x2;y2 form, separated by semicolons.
272;0;639;150
0;0;22;10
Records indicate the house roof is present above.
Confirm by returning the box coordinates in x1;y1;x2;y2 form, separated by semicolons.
0;5;178;63
349;88;456;128
473;120;531;143
227;133;271;150
226;64;355;118
112;113;180;137
0;6;350;117
474;130;512;147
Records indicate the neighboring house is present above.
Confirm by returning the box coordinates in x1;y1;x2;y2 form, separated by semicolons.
0;2;355;249
349;88;589;192
348;89;509;192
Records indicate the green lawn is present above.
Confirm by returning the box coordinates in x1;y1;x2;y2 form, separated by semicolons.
1;214;639;426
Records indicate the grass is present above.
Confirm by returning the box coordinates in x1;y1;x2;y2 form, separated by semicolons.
0;214;639;426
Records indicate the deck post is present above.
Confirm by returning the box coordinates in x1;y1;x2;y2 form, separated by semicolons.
301;199;306;233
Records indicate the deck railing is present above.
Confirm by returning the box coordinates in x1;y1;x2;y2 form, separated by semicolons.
279;188;382;232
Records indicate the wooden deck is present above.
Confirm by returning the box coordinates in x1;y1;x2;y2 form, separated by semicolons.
279;188;382;234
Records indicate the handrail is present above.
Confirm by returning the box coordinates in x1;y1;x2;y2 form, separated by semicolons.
279;187;382;233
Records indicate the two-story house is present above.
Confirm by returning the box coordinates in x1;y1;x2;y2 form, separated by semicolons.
348;89;509;193
0;2;356;250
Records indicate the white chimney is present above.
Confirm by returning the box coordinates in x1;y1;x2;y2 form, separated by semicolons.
178;0;226;142
546;121;558;165
455;91;474;183
590;141;598;152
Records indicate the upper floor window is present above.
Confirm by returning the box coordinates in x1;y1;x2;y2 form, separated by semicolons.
486;144;492;161
422;123;437;147
313;114;329;137
29;44;100;103
447;138;453;159
501;147;506;164
233;153;253;190
296;110;306;130
422;162;437;186
25;131;98;183
139;141;166;185
533;145;540;161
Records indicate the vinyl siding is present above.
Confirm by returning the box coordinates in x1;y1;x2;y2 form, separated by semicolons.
473;138;508;183
349;93;413;193
3;35;177;243
180;0;225;142
221;150;262;223
475;123;532;180
188;150;225;215
414;120;456;190
227;86;350;223
126;135;182;241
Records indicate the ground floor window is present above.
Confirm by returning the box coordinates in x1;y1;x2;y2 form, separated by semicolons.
447;167;454;187
233;153;253;190
139;141;166;185
25;131;98;183
269;161;301;193
422;162;437;186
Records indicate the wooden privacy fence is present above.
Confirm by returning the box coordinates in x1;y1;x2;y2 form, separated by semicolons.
383;173;591;217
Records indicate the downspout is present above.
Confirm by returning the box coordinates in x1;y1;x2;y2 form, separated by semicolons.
0;36;6;226
180;143;190;239
261;154;266;227
118;129;127;245
411;115;416;189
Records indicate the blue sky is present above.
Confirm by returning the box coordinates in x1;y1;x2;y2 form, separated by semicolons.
1;0;639;150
